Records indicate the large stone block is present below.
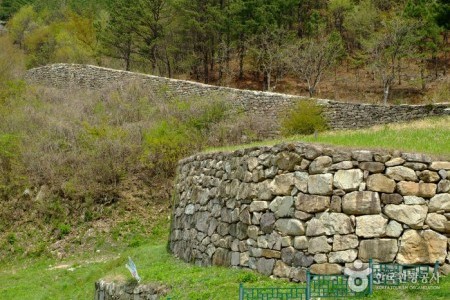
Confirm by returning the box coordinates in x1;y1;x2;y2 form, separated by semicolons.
342;191;381;215
309;156;332;174
396;181;436;198
310;263;343;275
355;215;388;238
308;174;333;195
269;174;295;195
269;196;294;218
425;213;450;233
275;219;305;236
333;169;363;191
383;204;428;229
429;194;450;212
386;166;418;181
358;239;398;262
366;174;396;193
308;236;332;254
296;193;330;213
397;230;447;264
260;212;276;233
333;234;359;251
275;152;302;171
256;258;275;276
329;249;358;263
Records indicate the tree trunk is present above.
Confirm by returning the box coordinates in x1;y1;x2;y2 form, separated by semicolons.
383;83;389;106
420;60;426;90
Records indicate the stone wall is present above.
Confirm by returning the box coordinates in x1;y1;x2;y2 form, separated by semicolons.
170;143;450;281
25;64;450;132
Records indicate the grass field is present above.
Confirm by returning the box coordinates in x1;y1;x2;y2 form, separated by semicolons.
1;243;449;300
206;116;450;159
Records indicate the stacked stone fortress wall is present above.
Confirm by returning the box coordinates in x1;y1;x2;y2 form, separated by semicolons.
170;143;450;280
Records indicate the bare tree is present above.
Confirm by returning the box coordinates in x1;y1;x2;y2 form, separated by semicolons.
365;17;416;105
288;32;344;97
248;29;291;91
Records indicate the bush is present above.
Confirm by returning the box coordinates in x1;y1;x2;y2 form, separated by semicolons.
280;99;327;136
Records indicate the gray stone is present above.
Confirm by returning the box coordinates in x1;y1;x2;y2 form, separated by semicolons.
437;180;450;193
366;174;396;193
330;196;342;212
309;156;332;174
381;193;403;205
239;206;252;224
358;239;398;263
308;236;332;254
438;170;448;179
185;204;195;215
293;252;314;267
401;153;432;163
385;220;403;237
355;215;388;238
273;260;290;278
290;268;307;282
250;201;268;212
342;191;381;215
269;196;294;218
333;169;363;191
404;196;426;205
386;166;418;181
333;234;359;251
296;193;330;213
231;252;240;266
281;236;292;247
352;150;373;162
331;161;353;170
419;170;440;183
329;250;358;263
425;213;450;233
359;162;385;173
212;248;231;266
305;218;327;237
310;263;343;275
260;212;276;233
384;204;428;229
247;157;259;171
293;171;308;193
385;157;405;167
429;194;450;212
316;212;354;235
332;151;352;162
196;212;211;232
269;174;295;195
307;174;333;195
275;219;305;236
305;145;323;160
404;162;428;171
281;246;296;265
314;254;328;263
240;252;250;266
293;236;309;250
276;152;302;171
397;230;447;264
294;210;313;221
264;166;278;178
247;225;259;240
256;258;275;276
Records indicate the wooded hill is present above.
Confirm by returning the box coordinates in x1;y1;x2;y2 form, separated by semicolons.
1;0;449;103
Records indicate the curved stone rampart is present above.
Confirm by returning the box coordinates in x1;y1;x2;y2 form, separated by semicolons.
25;64;450;132
170;143;450;280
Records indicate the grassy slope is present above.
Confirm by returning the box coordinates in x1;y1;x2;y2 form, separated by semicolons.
205;116;450;159
1;116;450;299
0;243;449;299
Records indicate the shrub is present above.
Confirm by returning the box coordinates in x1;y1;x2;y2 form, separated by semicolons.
280;99;328;136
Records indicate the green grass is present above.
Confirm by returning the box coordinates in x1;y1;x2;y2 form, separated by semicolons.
205;116;450;159
1;243;449;299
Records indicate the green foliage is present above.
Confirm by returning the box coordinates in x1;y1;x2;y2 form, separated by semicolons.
281;100;328;136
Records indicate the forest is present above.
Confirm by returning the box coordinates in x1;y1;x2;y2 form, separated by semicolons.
1;0;449;103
